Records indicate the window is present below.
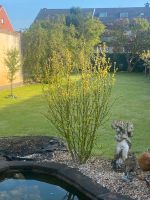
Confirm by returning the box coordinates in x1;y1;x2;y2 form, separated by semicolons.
140;13;144;17
120;12;128;18
99;12;107;18
0;19;4;24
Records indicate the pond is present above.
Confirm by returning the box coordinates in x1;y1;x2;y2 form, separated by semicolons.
0;171;87;200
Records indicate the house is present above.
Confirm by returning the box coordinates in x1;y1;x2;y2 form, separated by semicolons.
35;3;150;24
34;3;150;71
0;5;14;32
0;5;22;88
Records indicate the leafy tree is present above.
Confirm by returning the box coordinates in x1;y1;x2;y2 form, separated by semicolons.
43;44;115;164
22;13;105;81
5;48;21;98
22;18;70;82
83;17;105;47
22;23;48;82
107;18;150;72
66;7;105;46
65;7;105;71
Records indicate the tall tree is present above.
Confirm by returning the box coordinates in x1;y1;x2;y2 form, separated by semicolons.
107;18;150;72
65;7;105;68
66;7;105;46
22;23;48;82
22;11;105;81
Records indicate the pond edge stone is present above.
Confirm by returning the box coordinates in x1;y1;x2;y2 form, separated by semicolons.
0;161;133;200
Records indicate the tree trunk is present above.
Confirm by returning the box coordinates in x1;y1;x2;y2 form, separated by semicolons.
145;66;147;76
127;58;133;72
10;81;13;97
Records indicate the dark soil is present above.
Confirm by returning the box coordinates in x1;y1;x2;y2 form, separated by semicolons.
0;136;66;161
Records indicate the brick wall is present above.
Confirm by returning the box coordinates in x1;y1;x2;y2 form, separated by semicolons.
0;30;23;87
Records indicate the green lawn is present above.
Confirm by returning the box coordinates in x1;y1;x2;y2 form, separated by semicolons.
0;73;149;157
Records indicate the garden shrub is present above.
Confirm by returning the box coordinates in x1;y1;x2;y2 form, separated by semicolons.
43;46;115;164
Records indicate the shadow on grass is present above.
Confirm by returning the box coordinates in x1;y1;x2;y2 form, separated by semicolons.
0;94;58;137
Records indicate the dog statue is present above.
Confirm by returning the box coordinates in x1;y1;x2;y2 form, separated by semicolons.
111;120;134;171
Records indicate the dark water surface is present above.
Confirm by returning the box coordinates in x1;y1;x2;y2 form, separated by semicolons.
0;171;86;200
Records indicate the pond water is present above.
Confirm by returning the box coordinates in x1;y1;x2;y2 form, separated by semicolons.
0;171;85;200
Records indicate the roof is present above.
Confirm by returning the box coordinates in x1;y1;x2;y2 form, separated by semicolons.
35;8;93;22
0;5;14;32
35;6;150;24
94;7;150;22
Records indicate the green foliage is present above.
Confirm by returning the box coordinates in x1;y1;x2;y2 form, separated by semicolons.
22;9;105;82
66;7;105;47
140;50;150;67
140;50;150;77
5;48;21;97
43;45;115;164
131;18;150;32
66;7;83;27
107;18;150;72
22;23;48;81
83;17;105;47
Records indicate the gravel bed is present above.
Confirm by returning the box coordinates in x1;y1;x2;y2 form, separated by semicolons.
49;151;150;200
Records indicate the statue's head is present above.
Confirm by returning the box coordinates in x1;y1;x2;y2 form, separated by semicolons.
112;120;134;141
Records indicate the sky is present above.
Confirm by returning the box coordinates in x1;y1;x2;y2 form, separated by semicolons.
0;0;148;30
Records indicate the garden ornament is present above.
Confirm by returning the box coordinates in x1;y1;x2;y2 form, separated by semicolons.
111;120;134;171
138;152;150;171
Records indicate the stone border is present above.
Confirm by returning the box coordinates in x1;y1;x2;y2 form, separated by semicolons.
0;161;133;200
